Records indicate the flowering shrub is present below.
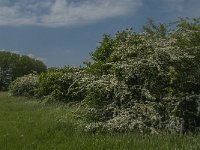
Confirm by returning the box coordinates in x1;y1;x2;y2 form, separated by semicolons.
9;74;38;97
84;18;200;133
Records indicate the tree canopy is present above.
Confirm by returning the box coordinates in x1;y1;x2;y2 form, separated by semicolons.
0;51;47;90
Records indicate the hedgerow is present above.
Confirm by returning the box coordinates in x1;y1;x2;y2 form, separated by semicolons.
8;17;200;134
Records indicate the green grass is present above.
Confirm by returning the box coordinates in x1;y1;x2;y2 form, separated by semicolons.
0;92;200;150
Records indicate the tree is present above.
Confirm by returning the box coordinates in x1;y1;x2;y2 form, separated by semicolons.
0;51;47;90
0;67;12;91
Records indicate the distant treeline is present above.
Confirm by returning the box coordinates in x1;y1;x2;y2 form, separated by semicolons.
0;51;47;90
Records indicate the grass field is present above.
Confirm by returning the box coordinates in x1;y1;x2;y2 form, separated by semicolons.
0;92;200;150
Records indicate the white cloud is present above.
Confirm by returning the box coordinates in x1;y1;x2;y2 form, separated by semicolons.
27;53;47;62
0;0;142;27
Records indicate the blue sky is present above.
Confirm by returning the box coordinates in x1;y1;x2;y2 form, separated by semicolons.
0;0;199;67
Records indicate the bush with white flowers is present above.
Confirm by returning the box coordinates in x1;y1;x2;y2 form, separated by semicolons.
83;18;200;133
9;74;38;97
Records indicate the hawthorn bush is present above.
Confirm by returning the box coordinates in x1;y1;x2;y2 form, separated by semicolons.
9;74;38;97
83;18;200;133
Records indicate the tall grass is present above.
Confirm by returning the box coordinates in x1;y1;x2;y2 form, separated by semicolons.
0;92;200;150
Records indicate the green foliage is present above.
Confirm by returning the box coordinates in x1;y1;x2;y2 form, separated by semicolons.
86;34;114;75
86;29;137;75
143;18;168;38
0;67;12;91
84;17;200;133
91;34;114;63
9;74;38;97
36;67;86;103
0;51;47;90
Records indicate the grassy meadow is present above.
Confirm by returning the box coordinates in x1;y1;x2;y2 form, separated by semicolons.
0;92;200;150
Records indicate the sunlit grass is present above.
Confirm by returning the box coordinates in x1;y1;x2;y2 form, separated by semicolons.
0;92;200;150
